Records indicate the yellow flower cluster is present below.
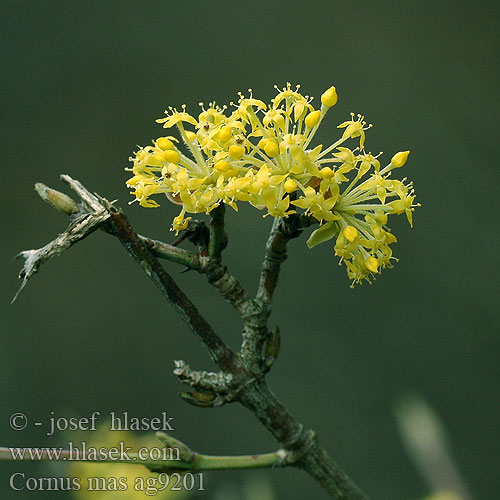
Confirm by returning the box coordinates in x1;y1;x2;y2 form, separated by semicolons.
127;83;418;285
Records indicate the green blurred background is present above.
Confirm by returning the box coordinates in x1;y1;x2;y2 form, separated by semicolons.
1;1;499;498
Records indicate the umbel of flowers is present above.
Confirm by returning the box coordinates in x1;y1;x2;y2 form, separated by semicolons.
127;84;418;286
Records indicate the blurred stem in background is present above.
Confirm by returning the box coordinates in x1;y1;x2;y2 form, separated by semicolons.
394;393;475;500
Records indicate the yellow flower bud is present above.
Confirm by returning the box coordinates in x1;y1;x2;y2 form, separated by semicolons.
229;145;244;159
391;150;410;168
365;256;379;273
320;167;335;179
321;86;338;108
305;110;321;128
274;114;285;130
205;139;220;151
218;126;232;143
143;184;159;197
162;150;180;163
126;175;142;186
157;137;175;150
284;178;298;193
258;138;269;149
226;168;239;177
294;102;305;121
185;131;197;142
343;225;359;243
264;141;279;158
214;160;230;172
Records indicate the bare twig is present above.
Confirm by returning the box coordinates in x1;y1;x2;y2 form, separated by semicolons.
200;258;256;318
240;214;314;365
106;207;241;375
16;175;241;375
237;378;368;500
138;235;201;269
12;210;109;303
208;203;227;260
173;359;234;394
0;439;287;472
256;214;314;307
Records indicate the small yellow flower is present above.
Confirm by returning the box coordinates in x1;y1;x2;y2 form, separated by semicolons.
291;186;340;223
337;113;371;149
156;109;197;128
389;189;418;227
172;210;192;233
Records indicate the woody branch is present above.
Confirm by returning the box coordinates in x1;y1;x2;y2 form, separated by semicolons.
10;176;369;500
